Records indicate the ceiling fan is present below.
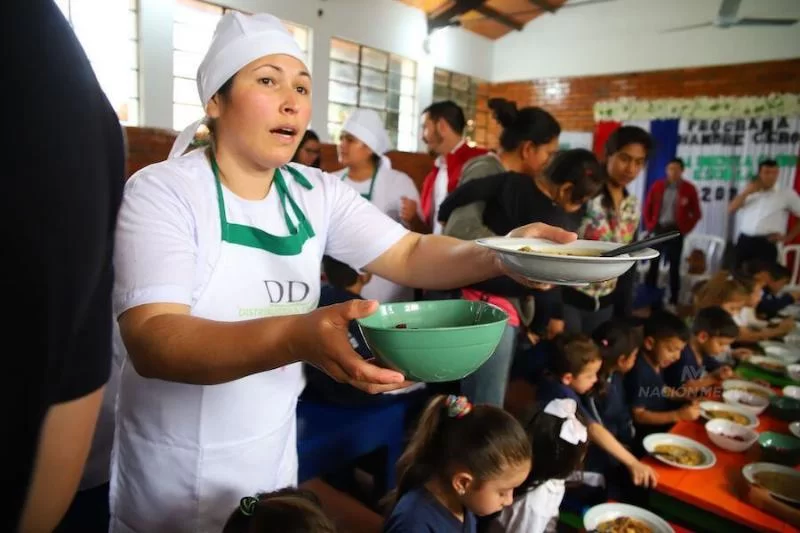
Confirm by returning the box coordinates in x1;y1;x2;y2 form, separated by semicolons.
663;0;799;33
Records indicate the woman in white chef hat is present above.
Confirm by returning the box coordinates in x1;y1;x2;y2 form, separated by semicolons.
110;11;574;533
335;108;420;302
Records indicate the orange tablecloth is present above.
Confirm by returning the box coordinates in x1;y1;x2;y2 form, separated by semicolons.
644;414;798;533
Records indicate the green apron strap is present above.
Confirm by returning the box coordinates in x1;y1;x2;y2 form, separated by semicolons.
211;154;315;256
340;162;379;201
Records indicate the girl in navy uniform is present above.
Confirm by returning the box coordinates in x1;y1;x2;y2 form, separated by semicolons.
384;395;531;533
536;335;657;493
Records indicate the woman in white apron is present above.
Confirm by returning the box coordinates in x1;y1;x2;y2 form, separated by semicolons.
109;12;575;533
334;108;421;302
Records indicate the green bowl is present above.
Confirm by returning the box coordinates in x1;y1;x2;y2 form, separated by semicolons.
768;396;800;421
356;300;508;383
758;431;800;466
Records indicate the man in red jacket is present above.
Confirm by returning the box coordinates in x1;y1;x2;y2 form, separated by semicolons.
643;157;702;306
399;101;487;234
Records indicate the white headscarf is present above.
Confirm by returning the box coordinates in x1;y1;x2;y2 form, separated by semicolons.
168;12;308;159
341;108;392;156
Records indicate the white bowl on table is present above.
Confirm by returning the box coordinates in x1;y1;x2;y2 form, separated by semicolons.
722;390;770;415
787;364;800;382
742;462;800;505
783;385;800;400
790;421;800;439
721;379;776;400
699;400;760;429
474;237;658;286
704;419;758;452
763;344;800;365
583;503;674;533
643;433;717;470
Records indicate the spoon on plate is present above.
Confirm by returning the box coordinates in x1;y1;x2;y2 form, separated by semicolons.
600;230;682;258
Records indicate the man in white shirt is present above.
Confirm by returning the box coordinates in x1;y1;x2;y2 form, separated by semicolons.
729;159;800;267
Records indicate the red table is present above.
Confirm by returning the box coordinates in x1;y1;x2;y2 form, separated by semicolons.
644;413;799;533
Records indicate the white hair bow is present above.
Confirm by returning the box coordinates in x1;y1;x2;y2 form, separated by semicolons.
544;399;588;445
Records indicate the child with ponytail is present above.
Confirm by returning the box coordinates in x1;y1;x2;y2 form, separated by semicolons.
384;395;532;533
222;488;336;533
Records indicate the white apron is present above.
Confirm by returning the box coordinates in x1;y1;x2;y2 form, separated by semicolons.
109;161;320;533
337;161;415;303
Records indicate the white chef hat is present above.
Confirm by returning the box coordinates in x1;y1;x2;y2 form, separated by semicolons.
341;108;392;156
168;12;308;159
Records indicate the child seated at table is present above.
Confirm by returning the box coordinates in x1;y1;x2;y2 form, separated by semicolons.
536;334;657;491
487;399;589;533
696;271;793;344
222;488;336;533
384;395;531;533
757;262;800;319
582;319;652;499
625;311;700;449
663;306;735;397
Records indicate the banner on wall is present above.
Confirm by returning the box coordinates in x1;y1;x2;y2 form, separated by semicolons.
677;116;800;240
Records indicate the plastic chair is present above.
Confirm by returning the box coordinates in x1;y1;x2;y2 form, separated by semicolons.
780;244;800;290
681;234;726;275
296;398;410;498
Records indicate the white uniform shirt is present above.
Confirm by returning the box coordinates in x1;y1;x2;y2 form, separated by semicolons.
113;148;407;317
489;479;565;533
431;140;465;235
738;187;800;236
334;162;420;302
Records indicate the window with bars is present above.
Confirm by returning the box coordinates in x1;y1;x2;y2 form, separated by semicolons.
55;0;140;125
433;68;489;147
172;0;310;131
328;38;417;153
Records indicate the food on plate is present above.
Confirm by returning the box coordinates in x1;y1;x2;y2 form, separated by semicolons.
706;409;750;426
753;471;800;501
394;323;408;329
597;516;653;533
517;246;600;257
653;444;705;466
729;386;771;399
713;431;748;442
736;396;764;407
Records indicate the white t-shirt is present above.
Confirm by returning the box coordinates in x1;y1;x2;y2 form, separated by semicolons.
334;160;420;302
738;187;800;236
734;306;767;329
113;149;408;316
489;479;565;533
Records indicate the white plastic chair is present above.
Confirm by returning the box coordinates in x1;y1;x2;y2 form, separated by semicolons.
659;233;726;305
781;244;800;291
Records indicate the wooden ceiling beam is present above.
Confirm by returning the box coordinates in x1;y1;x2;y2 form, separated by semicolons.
427;0;485;31
475;4;524;30
526;0;557;13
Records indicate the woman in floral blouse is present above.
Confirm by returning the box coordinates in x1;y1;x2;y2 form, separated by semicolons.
561;126;653;334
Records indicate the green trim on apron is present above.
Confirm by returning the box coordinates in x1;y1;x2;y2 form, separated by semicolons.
340;162;379;201
211;155;315;256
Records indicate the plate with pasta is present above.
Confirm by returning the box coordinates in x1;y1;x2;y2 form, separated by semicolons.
643;434;716;470
584;503;673;533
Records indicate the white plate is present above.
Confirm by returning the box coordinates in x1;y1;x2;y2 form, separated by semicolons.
722;390;769;416
790;421;800;439
583;503;674;533
643;433;717;470
783;385;800;400
475;237;659;286
749;355;788;374
762;345;800;364
742;462;800;505
721;379;776;399
699;401;759;429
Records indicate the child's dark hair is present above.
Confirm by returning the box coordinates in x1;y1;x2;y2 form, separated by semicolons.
740;258;770;278
487;98;561;152
644;310;690;344
222;488;336;533
322;255;359;290
388;395;531;511
604;125;653;159
592;319;642;393
545;148;606;203
548;333;602;378
516;401;588;496
767;261;791;282
693;306;740;339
